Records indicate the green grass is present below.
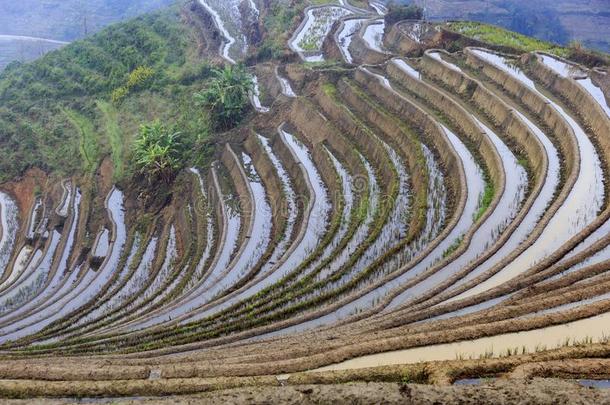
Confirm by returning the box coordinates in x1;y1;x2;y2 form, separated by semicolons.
474;181;495;222
448;21;569;56
96;100;125;181
63;109;99;175
0;5;210;183
448;22;609;66
443;235;464;258
256;3;303;61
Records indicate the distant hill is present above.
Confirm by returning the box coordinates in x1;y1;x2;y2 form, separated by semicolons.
0;0;174;70
409;0;610;52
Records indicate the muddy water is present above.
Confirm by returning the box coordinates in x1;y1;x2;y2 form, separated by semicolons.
187;168;215;285
0;246;33;292
314;311;610;371
125;132;311;328
443;109;560;299
82;236;157;324
456;49;605;299
250;75;270;113
290;6;351;62
126;226;177;313
68;234;142;331
387;118;527;308
260;124;480;337
190;152;273;306
0;190;81;324
0;189;126;341
538;54;610;118
196;167;241;295
0;191;18;275
429;51;462;72
197;0;245;64
336;18;366;63
327;139;411;292
383;125;484;309
392;58;421;79
539;54;586;79
0;230;60;313
362;19;386;53
576;78;610;118
276;69;297;98
56;181;72;218
314;151;375;282
26;198;42;240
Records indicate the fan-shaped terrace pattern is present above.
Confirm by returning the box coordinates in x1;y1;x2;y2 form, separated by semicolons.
0;0;608;399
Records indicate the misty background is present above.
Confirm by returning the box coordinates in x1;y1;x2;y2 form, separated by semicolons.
0;0;607;71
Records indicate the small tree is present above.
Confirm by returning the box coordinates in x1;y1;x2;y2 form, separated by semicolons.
194;64;253;130
133;120;182;185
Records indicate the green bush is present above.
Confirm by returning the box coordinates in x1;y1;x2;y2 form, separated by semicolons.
0;8;192;182
112;66;155;103
133;120;183;185
194;64;253;130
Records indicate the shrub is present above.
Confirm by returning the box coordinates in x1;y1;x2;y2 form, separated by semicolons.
112;66;155;104
133;120;183;185
193;64;253;130
126;66;155;89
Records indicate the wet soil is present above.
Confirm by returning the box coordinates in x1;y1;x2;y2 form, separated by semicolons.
11;379;609;404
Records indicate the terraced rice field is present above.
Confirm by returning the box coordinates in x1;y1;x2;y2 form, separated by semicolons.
0;0;609;399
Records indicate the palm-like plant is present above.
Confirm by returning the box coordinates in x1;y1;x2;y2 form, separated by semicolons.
194;64;254;130
133;121;182;184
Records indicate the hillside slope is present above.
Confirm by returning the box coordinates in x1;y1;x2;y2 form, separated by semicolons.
417;0;610;52
0;0;175;71
0;0;608;402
